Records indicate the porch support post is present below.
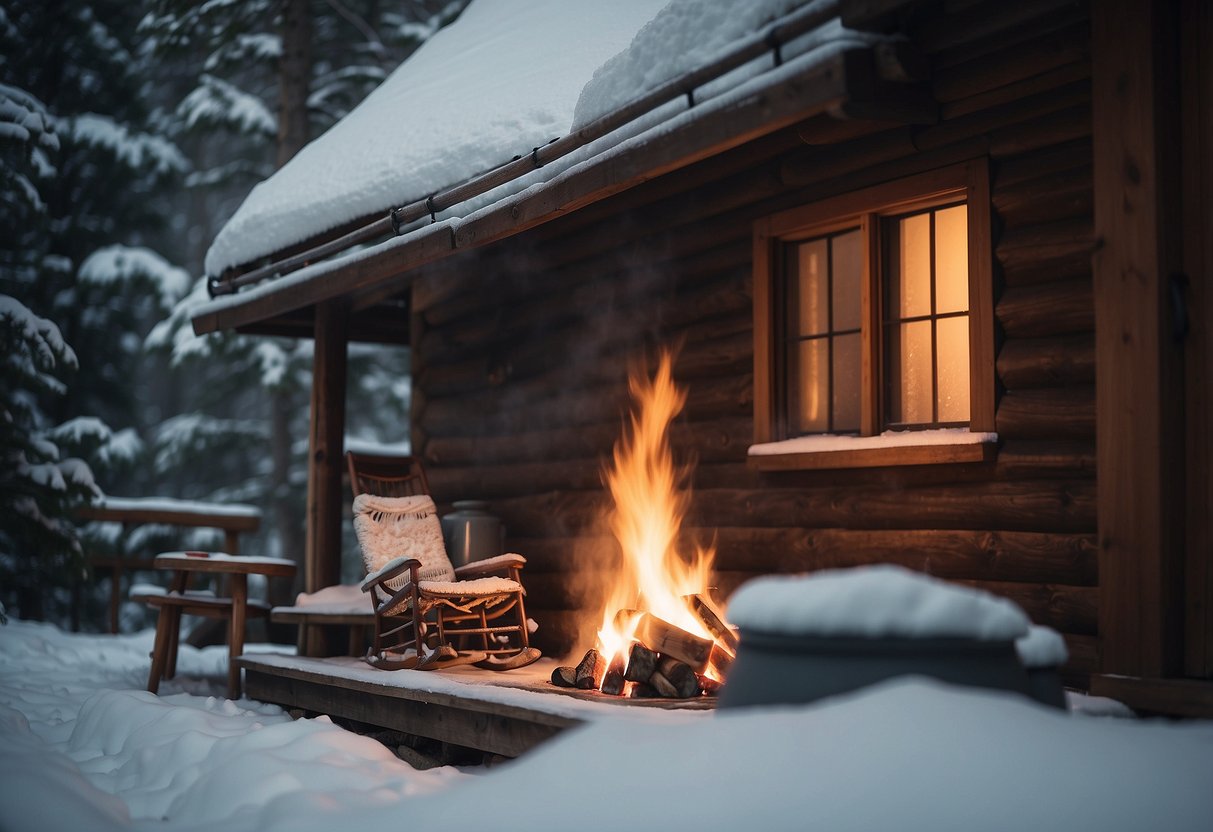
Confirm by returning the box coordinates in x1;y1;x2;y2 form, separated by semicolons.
1181;0;1213;678
306;299;348;655
1092;0;1185;676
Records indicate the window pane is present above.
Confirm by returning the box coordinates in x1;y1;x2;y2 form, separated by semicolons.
791;338;829;434
796;239;829;336
892;213;931;319
833;333;861;432
936;316;971;422
935;205;969;314
887;320;933;425
831;230;862;332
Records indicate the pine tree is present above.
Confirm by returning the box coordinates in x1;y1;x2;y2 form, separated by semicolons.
2;1;197;623
143;0;465;586
0;294;101;619
1;0;465;629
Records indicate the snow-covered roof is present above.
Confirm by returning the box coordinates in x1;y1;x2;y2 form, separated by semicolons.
204;0;667;277
198;0;880;328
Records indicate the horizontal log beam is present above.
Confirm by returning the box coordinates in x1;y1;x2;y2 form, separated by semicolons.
916;0;1083;55
997;334;1095;389
492;479;1096;539
995;440;1096;479
705;526;1098;585
932;21;1089;105
995;217;1095;274
417;272;751;396
996;278;1094;338
992;165;1093;230
419;371;752;441
955;578;1099;636
996;387;1096;440
993;135;1091;187
425;417;753;468
986;104;1091;161
912;81;1088;153
941;61;1090;123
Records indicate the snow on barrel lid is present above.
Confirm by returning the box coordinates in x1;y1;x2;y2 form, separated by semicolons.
1015;624;1069;668
727;565;1031;641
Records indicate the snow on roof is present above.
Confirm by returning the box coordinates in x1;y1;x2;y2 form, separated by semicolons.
727;565;1032;641
573;0;855;129
204;0;666;277
203;0;875;281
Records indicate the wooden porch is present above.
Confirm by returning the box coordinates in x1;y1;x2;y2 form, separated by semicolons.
238;654;713;758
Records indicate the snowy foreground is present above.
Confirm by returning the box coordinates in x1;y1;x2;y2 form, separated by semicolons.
2;620;1212;831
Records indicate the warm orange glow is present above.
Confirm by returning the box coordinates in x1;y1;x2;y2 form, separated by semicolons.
595;351;719;673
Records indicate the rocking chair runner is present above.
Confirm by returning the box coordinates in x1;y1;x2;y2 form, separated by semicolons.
354;492;540;671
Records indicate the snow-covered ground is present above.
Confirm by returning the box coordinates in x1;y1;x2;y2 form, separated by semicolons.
2;617;1212;831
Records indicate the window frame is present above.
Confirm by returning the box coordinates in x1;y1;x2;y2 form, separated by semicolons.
752;160;995;470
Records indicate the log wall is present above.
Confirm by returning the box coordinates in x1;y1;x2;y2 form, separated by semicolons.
407;1;1099;682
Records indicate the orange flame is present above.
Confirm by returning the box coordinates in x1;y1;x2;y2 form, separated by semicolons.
595;350;716;667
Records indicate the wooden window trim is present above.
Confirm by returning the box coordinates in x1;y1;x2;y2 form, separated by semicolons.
752;159;995;470
750;440;997;471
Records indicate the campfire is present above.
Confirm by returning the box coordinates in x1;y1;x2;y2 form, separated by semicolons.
551;351;737;698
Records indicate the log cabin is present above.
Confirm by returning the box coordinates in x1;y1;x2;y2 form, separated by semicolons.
191;0;1212;716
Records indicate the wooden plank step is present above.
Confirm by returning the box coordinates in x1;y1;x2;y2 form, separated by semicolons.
238;654;713;757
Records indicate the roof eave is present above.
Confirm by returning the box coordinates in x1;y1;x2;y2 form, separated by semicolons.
191;47;884;337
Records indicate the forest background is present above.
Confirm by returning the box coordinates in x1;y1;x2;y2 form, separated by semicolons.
1;0;468;630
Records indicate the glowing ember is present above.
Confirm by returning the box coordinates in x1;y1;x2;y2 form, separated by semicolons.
592;350;732;692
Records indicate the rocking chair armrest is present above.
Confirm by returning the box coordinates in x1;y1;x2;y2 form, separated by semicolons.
453;553;526;579
379;581;417;615
361;557;422;591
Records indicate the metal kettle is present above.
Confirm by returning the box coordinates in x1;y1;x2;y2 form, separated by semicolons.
440;500;504;567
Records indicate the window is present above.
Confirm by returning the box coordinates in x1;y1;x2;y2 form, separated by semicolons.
752;161;995;469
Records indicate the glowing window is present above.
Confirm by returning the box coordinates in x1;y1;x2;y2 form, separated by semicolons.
754;162;994;449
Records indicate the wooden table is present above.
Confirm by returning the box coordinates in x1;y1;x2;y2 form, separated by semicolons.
76;499;261;634
147;551;295;699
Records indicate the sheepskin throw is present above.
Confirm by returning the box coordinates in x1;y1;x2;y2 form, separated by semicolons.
353;493;456;586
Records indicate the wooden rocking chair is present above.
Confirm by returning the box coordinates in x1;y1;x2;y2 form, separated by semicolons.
353;491;540;672
346;450;431;499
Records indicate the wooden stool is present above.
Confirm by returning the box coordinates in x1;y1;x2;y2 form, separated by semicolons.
136;589;270;694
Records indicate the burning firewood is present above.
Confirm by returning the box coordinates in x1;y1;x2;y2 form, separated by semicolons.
624;642;658;683
601;653;627;696
630;681;659;698
657;656;701;698
685;593;740;653
697;675;723;696
551;666;577;688
708;642;735;677
575;648;607;690
648;671;679;698
620;610;712;671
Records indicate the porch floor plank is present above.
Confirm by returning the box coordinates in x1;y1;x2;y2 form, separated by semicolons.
237;654;713;758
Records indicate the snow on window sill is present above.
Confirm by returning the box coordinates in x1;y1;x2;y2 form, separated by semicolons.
747;428;998;471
